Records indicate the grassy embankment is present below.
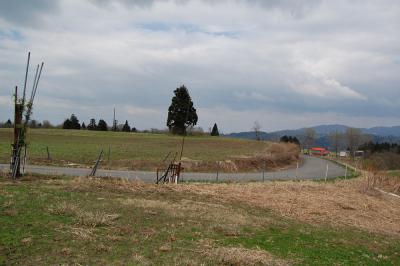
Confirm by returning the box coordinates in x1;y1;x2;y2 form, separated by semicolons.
0;128;299;172
1;174;399;265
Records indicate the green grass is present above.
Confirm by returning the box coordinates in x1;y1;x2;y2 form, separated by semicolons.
0;128;269;170
387;170;400;177
1;175;399;265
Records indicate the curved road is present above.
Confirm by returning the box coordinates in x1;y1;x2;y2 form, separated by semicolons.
0;156;345;182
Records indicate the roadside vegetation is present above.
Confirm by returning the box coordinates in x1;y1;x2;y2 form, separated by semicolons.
1;173;399;265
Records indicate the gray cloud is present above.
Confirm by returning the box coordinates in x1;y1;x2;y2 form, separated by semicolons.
0;0;399;132
0;0;59;26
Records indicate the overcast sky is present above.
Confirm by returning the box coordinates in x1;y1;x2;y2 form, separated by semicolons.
0;0;399;133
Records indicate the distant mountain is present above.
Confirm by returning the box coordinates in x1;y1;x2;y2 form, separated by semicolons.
224;124;400;147
363;126;400;137
312;124;349;135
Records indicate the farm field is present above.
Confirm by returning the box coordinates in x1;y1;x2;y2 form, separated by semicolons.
0;129;299;172
0;174;399;265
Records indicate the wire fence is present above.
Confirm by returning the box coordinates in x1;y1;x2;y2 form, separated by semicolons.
179;156;348;183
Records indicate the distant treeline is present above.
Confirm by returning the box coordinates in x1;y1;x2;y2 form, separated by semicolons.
359;141;400;154
279;135;300;145
0;119;53;129
0;114;221;136
62;114;136;132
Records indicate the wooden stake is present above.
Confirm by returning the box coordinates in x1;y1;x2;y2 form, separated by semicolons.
216;161;219;182
46;146;51;161
325;164;329;182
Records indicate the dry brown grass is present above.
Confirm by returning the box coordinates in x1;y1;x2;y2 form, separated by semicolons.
180;142;300;172
177;179;400;236
49;201;79;216
50;176;151;194
362;170;400;196
209;247;290;266
118;198;267;228
47;175;400;236
49;201;120;227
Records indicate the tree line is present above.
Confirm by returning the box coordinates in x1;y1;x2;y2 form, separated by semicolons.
359;141;400;154
0;119;53;129
62;114;137;132
279;135;300;145
1;85;223;135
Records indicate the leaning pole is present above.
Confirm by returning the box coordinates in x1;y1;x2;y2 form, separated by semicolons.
10;52;44;179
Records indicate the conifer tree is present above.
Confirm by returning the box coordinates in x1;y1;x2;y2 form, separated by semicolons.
63;119;72;129
70;114;81;129
210;123;219;136
4;119;12;128
87;119;97;130
97;119;108;131
122;120;131;132
167;85;198;135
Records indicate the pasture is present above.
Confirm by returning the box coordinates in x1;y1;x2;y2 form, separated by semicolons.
0;129;298;172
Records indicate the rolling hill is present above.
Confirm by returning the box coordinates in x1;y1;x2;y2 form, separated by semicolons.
224;124;400;148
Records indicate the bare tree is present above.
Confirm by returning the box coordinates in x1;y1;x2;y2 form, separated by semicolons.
42;120;53;128
329;130;343;158
252;121;262;141
345;127;363;158
303;128;316;150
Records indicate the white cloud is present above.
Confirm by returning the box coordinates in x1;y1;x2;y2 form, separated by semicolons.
289;73;367;100
0;95;13;106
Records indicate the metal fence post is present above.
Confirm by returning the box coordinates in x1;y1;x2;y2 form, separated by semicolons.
262;161;265;182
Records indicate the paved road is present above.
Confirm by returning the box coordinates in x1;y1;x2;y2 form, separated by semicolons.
0;156;345;183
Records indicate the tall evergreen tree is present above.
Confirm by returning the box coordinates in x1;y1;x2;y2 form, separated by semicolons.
4;119;12;128
210;123;219;136
63;118;72;129
70;114;81;129
167;85;198;135
81;122;86;129
97;119;108;131
122;120;131;132
87;119;97;130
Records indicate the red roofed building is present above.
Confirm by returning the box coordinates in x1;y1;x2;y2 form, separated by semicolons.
310;147;329;156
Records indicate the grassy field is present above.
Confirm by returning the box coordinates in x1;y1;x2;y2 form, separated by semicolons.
1;174;399;265
0;128;298;172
